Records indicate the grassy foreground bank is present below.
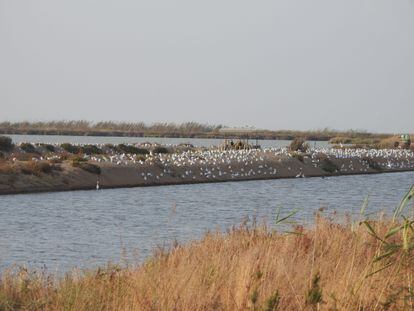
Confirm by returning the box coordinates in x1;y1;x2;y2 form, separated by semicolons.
2;213;414;310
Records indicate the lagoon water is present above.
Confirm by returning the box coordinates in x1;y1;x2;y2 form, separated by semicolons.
1;171;414;272
7;134;330;149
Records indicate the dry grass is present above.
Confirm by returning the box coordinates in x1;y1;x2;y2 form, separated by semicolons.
0;121;395;140
0;161;16;174
0;160;60;176
19;161;52;175
330;135;414;150
376;136;402;149
1;215;414;310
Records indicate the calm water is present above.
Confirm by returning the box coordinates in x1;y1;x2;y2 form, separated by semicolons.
1;172;414;272
8;134;330;149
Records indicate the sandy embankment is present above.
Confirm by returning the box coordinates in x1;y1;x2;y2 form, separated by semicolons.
1;152;413;195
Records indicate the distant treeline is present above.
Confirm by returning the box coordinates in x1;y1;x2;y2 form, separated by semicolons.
0;121;391;141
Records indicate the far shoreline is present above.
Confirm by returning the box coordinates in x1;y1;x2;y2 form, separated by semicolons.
2;131;331;141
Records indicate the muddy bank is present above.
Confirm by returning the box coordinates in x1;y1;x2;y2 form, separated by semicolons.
1;153;413;195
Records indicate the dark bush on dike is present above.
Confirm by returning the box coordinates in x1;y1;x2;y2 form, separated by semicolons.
20;143;37;153
116;144;149;155
362;157;382;171
289;138;309;152
41;144;55;152
72;161;101;175
81;144;103;155
152;146;169;154
0;136;13;152
320;158;338;173
61;143;81;154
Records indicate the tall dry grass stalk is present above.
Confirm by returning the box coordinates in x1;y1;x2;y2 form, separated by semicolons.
2;214;414;310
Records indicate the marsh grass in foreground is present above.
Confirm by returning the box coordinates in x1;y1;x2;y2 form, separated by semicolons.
1;187;414;310
1;215;414;310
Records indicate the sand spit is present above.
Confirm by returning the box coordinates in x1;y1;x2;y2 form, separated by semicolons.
1;148;414;195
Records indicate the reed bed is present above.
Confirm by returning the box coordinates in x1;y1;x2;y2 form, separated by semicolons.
2;212;414;310
0;121;392;141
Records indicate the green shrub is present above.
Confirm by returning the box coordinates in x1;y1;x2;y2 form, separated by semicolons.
0;136;13;152
61;143;81;154
306;273;323;309
20;143;37;153
116;144;149;155
250;288;259;305
40;144;55;152
62;144;103;155
263;291;280;311
81;144;103;155
152;146;169;154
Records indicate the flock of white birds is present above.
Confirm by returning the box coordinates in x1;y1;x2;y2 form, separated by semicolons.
35;142;414;181
13;141;414;181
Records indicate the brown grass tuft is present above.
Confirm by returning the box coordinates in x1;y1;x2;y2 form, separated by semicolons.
0;160;16;174
19;161;53;176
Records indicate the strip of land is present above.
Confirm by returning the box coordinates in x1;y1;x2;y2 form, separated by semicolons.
0;120;395;141
1;147;414;195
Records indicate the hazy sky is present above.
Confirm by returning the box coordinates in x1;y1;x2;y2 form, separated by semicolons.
1;0;413;133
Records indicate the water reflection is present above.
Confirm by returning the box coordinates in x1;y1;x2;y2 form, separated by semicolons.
7;134;330;149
